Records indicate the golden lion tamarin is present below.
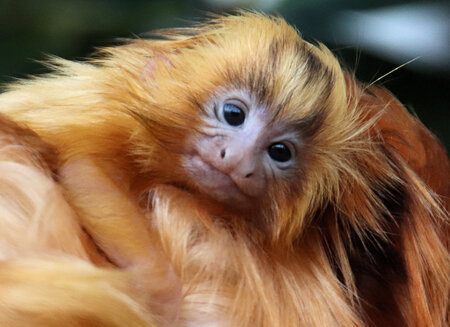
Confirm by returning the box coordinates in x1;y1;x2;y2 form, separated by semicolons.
0;12;448;327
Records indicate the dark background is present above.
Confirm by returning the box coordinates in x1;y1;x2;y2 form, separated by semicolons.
1;0;448;148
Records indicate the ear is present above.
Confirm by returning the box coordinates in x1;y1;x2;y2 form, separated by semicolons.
364;85;449;326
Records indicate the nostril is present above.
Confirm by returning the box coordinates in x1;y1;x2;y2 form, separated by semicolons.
244;172;253;178
220;149;226;159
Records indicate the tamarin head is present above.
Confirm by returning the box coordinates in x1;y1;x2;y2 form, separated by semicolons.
106;13;370;240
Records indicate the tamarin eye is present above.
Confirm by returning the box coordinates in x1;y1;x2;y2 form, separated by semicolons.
223;103;245;126
268;143;292;162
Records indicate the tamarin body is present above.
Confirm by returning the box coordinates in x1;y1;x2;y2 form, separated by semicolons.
0;12;448;327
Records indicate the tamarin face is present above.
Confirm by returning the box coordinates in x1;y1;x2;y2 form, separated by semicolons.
184;88;301;209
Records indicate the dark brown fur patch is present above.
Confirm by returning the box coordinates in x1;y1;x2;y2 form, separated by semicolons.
303;47;324;82
292;107;327;140
301;44;335;100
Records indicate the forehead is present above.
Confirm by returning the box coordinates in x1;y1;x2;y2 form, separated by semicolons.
194;22;336;121
231;41;333;108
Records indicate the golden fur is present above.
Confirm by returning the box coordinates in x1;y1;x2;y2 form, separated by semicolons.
0;12;448;327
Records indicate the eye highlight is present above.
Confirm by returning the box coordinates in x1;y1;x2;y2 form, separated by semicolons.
223;103;245;126
268;143;292;162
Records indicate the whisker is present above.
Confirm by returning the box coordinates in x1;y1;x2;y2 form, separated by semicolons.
368;57;420;87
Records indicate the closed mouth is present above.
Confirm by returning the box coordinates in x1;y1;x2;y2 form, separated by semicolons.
185;153;251;203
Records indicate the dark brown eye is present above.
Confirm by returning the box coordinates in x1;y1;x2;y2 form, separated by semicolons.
223;103;245;126
268;143;291;162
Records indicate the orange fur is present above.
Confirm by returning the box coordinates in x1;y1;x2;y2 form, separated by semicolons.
0;12;448;327
0;115;157;326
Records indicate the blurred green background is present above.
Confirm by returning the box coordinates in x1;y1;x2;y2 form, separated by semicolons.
0;0;448;148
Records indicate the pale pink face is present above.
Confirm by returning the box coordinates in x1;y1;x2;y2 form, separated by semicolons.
184;88;302;208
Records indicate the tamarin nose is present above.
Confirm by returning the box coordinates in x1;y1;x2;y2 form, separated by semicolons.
218;147;256;179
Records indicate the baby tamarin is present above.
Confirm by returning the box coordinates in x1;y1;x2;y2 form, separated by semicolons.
0;12;448;327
